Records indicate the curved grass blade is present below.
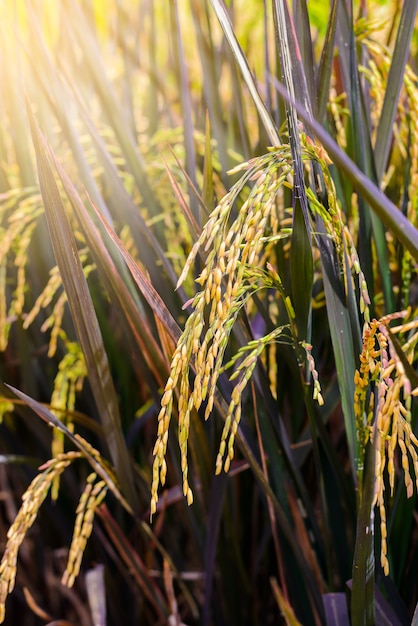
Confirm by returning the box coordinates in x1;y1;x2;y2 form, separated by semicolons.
5;384;133;515
374;0;418;182
271;577;303;626
317;0;339;123
321;249;358;481
209;0;280;146
269;75;418;260
41;135;169;390
91;205;183;346
169;0;199;223
292;0;316;117
26;103;138;513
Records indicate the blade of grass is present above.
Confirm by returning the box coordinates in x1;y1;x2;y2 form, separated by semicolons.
169;0;199;223
59;0;158;213
291;195;313;339
46;144;169;390
350;438;376;626
202;110;215;214
374;0;418;182
317;0;339;123
202;472;228;626
162;154;201;243
271;577;303;626
292;0;316;117
5;384;133;514
269;75;418;260
321;250;358;481
26;102;138;513
209;0;280;146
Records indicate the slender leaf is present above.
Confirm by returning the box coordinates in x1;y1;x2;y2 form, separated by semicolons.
317;0;339;123
209;0;280;146
292;0;316;116
5;384;133;514
34;129;169;392
169;0;199;223
269;75;418;259
374;0;418;181
291;196;313;339
26;102;138;513
351;439;376;626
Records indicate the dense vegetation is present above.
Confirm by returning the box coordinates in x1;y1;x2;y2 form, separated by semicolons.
0;1;418;624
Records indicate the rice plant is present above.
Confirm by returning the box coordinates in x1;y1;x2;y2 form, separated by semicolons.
0;1;418;625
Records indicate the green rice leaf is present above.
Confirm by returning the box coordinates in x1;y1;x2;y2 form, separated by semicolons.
350;440;376;626
209;0;280;146
317;0;339;123
374;0;418;181
270;76;418;260
292;0;316;116
291;196;313;339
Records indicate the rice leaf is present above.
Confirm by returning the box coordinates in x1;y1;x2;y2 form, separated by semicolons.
270;76;418;259
202;473;228;626
291;196;313;339
5;384;133;514
169;0;199;223
321;254;358;479
350;439;376;626
292;0;316;116
26;103;138;513
374;0;418;181
202;110;215;215
209;0;280;146
46;143;169;390
317;0;339;123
